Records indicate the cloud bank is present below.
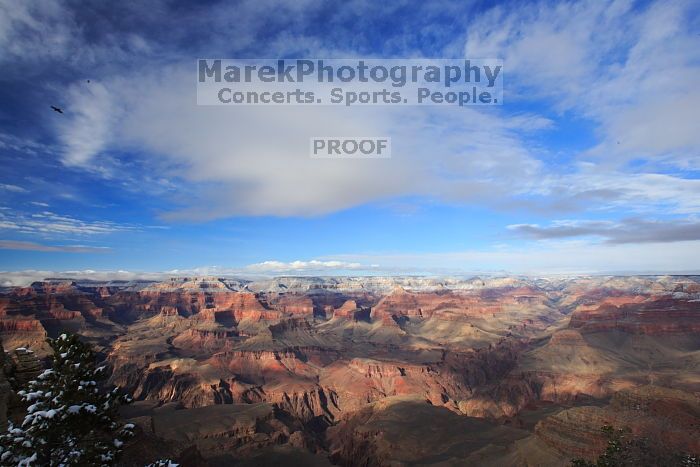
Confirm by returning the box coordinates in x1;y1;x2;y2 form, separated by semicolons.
0;240;110;253
509;218;700;244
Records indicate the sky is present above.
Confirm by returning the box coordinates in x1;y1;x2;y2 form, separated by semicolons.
0;0;699;284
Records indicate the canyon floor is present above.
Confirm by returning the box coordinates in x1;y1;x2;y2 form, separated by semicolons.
1;275;699;465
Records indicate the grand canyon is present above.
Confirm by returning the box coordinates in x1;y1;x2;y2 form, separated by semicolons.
2;0;699;465
0;275;698;465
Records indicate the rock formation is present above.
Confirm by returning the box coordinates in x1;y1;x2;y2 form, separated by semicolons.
0;275;698;464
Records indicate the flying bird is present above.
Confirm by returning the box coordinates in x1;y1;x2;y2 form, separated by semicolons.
50;106;64;114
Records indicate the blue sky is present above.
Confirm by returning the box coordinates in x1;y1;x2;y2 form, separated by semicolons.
0;0;699;283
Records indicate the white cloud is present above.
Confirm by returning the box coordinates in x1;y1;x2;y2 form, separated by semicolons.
0;183;27;193
532;170;700;215
0;240;110;253
465;0;700;168
508;218;700;244
0;0;163;74
0;0;687;259
54;64;546;218
245;260;368;273
37;0;697;223
0;0;77;64
0;210;138;236
55;82;120;167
